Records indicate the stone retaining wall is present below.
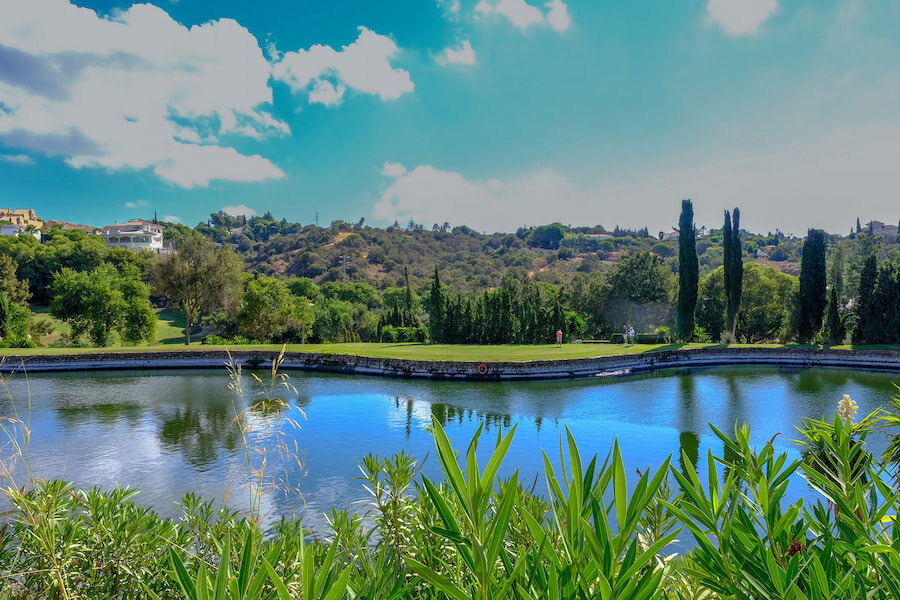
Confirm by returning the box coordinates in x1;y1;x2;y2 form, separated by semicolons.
1;347;898;380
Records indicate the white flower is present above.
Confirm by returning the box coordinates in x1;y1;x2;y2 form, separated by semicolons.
837;394;858;422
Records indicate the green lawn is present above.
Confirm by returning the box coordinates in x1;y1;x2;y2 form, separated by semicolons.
29;306;203;348
2;339;898;361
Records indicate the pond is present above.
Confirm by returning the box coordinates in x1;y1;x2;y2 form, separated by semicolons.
0;365;897;533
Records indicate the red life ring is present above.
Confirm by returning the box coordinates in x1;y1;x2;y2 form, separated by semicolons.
476;364;488;375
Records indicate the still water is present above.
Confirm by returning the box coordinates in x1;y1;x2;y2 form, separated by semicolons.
0;366;897;531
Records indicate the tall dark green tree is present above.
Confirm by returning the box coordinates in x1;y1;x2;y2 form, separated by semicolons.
864;264;900;344
722;208;744;341
823;287;845;345
853;253;878;344
796;228;827;342
429;267;444;343
676;199;698;341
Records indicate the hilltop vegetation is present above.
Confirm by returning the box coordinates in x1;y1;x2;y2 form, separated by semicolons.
0;210;897;347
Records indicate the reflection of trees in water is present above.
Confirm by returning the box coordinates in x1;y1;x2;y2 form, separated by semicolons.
158;404;242;469
430;402;513;432
54;402;144;429
679;431;699;473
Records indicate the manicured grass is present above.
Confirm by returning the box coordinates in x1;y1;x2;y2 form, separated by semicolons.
28;306;203;348
1;341;898;361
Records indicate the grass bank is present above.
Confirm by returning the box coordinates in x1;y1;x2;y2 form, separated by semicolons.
1;341;898;362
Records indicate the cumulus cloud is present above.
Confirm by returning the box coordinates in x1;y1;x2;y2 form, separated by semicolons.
373;164;588;232
0;153;34;164
435;39;476;66
271;27;414;105
222;204;256;218
382;161;407;177
163;215;181;223
475;0;571;32
124;199;148;209
707;0;778;36
0;0;287;188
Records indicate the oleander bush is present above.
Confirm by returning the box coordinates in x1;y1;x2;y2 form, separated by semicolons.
2;390;900;598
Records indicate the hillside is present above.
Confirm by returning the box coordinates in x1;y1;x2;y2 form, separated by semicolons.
187;214;808;291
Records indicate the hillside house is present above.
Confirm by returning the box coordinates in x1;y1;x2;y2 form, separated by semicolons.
0;208;43;229
101;219;171;254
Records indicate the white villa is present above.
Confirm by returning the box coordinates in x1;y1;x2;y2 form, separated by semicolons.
101;219;170;254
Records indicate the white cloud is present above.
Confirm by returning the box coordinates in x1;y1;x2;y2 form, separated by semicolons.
435;39;477;66
373;121;900;236
271;27;414;105
545;0;572;32
0;0;287;188
163;215;181;223
374;165;587;232
124;199;148;209
707;0;778;36
0;153;34;164
475;0;571;32
222;204;256;218
382;161;407;177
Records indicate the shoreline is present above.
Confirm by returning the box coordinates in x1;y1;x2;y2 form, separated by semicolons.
1;346;898;380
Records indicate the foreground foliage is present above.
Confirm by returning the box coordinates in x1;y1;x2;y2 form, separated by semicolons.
2;392;900;598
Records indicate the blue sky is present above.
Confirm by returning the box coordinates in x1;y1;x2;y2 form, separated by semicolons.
0;0;898;235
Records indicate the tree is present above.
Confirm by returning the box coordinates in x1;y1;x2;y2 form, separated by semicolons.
676;199;698;341
527;223;566;249
696;268;726;341
796;228;827;342
722;208;744;340
856;217;861;234
154;233;244;345
238;276;306;342
864;264;900;344
601;252;674;333
823;287;845;345
852;253;878;344
0;254;30;305
698;264;797;343
428;267;445;343
50;264;156;346
828;243;846;300
736;264;798;343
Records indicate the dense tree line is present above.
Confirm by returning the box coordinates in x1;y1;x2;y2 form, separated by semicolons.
0;208;897;347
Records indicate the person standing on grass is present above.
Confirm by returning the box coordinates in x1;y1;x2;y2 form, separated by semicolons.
629;326;636;345
556;329;563;348
623;324;629;345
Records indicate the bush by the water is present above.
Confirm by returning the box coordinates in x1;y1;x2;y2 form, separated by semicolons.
2;389;900;599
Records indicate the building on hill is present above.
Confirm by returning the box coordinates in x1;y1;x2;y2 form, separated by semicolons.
863;221;898;237
101;219;171;254
0;208;44;228
43;220;98;233
663;231;680;241
0;224;41;240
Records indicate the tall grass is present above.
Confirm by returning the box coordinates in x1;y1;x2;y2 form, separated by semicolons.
0;359;898;598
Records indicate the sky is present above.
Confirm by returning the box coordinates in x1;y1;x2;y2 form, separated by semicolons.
0;0;898;236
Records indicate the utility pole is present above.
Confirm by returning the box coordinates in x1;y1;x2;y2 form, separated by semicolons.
339;255;348;282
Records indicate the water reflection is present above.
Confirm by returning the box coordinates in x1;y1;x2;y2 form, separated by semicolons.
0;366;895;529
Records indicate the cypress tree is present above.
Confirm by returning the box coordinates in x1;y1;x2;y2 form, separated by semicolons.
676;199;698;341
796;228;827;342
856;217;861;234
428;267;444;343
824;287;845;345
723;208;743;341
